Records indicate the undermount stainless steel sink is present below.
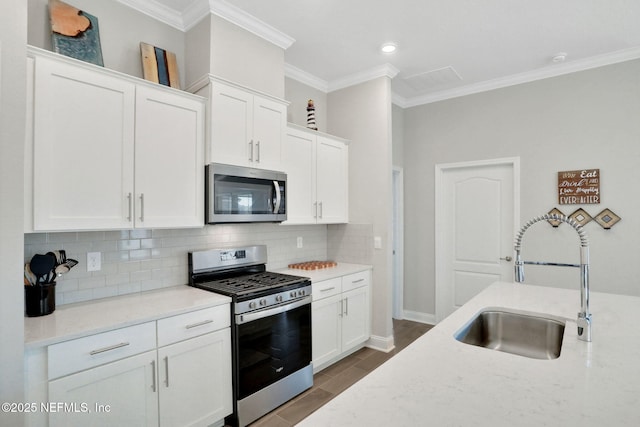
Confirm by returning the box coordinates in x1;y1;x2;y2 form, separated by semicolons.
454;309;565;360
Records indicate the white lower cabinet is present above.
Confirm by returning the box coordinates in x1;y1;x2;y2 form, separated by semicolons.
312;271;371;372
44;306;232;427
49;350;159;427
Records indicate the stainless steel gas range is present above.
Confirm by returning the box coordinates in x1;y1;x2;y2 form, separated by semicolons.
188;245;312;427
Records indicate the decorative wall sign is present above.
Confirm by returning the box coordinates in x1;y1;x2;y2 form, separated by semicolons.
594;209;621;229
557;169;600;205
140;42;180;89
49;0;104;66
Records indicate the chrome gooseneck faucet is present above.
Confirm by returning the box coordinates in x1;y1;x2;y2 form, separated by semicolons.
514;214;592;342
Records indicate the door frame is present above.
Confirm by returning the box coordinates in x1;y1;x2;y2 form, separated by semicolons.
434;157;520;322
392;166;404;319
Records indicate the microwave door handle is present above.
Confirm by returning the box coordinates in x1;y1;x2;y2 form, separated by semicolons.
273;180;281;214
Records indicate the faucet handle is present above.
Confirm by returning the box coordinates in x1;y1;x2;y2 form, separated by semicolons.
500;256;513;262
577;312;592;342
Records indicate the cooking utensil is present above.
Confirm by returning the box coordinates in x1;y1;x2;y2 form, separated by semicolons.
30;253;57;284
24;263;37;286
47;250;66;265
55;258;78;277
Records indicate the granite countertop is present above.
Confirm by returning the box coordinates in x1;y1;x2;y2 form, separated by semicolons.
277;262;372;283
24;285;231;349
299;282;640;426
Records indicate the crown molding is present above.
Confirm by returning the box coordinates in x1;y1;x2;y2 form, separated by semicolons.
402;46;640;108
116;0;185;30
327;63;400;93
117;0;295;48
208;0;295;49
284;63;329;92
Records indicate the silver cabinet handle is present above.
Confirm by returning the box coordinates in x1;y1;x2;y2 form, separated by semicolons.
139;193;145;222
185;319;214;329
313;202;318;218
500;256;513;262
320;287;336;292
127;193;132;222
151;360;156;392
345;297;349;316
89;342;130;355
339;299;343;317
249;140;254;162
164;356;169;388
319;202;323;219
352;278;365;284
256;141;261;162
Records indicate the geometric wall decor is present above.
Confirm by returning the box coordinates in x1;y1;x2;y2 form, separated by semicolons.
594;208;621;229
547;208;565;227
569;208;593;226
140;42;181;89
50;0;104;66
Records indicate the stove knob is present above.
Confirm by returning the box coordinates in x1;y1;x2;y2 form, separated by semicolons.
259;299;267;306
248;301;257;309
290;291;297;298
298;289;306;296
275;295;283;302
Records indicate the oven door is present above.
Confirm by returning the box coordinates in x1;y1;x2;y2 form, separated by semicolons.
235;297;311;400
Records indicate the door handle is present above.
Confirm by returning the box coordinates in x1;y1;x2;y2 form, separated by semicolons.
500;256;513;262
249;140;254;162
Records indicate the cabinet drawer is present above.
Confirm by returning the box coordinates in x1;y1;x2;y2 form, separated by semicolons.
157;305;230;347
48;322;156;380
341;270;371;292
312;278;342;301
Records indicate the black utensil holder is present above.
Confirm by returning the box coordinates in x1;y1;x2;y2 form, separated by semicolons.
25;282;56;317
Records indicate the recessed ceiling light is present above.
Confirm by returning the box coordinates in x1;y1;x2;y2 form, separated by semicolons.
381;42;397;54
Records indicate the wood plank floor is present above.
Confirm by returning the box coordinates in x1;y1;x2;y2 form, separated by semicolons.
249;319;434;426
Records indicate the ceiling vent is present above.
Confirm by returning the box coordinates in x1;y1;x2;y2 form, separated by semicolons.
402;66;462;91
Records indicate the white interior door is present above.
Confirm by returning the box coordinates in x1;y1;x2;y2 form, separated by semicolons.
436;158;519;321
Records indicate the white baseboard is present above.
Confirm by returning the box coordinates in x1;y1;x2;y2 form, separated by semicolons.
402;310;437;325
366;334;395;353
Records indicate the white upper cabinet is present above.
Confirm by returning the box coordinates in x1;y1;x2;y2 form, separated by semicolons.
32;53;136;231
134;86;204;229
27;48;204;231
197;77;287;171
282;125;349;224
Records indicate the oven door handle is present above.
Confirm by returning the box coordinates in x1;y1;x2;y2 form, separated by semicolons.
237;296;311;324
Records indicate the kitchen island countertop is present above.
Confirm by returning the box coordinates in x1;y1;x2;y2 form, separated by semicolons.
299;282;640;426
24;285;230;349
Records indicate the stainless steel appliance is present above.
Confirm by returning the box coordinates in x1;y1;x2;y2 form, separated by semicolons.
206;163;286;223
188;245;312;427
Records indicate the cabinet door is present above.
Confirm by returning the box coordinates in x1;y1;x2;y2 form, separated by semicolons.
33;56;135;231
341;285;370;352
210;82;252;166
252;96;286;170
135;86;204;228
312;294;342;370
282;128;317;224
48;350;158;427
316;136;348;224
158;329;232;427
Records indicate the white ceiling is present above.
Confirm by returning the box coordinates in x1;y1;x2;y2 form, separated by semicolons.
124;0;640;107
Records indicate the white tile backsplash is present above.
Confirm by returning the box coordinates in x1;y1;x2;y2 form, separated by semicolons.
25;224;332;306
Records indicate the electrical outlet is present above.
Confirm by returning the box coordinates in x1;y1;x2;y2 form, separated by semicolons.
87;252;101;272
374;236;382;249
297;237;303;248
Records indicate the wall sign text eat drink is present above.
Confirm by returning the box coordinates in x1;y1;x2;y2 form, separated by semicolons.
558;169;600;204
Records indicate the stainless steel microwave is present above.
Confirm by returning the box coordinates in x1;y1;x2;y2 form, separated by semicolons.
205;163;287;223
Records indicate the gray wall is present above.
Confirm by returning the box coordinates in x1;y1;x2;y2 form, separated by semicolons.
0;0;27;423
403;59;640;316
285;77;328;132
28;0;186;86
328;77;395;344
392;104;404;167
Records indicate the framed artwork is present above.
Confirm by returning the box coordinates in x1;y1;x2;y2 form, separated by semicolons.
49;0;104;66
